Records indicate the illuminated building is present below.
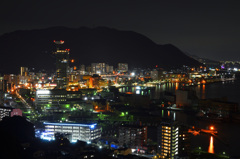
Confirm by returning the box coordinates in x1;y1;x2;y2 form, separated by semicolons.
0;106;12;121
91;63;106;75
106;64;114;74
10;109;22;117
80;64;86;75
150;69;166;80
20;67;28;76
2;74;18;92
118;125;147;148
42;122;101;143
0;77;8;93
118;63;128;72
35;89;82;112
198;98;238;117
0;107;23;121
150;69;159;80
0;76;3;91
86;66;92;75
53;40;69;89
158;121;190;158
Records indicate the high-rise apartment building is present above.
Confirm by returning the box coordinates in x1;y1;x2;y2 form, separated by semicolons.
20;67;28;76
119;125;147;148
79;64;85;75
106;64;113;74
118;63;128;72
91;63;106;75
158;120;190;158
53;40;69;89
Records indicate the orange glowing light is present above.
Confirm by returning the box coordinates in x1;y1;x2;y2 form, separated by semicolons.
175;82;179;90
208;136;214;154
201;80;206;84
210;126;214;130
188;129;200;136
95;106;98;109
71;59;75;63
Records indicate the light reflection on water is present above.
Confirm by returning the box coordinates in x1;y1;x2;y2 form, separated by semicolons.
121;80;240;156
208;136;214;154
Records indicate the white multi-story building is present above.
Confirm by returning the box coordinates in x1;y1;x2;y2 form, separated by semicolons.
42;122;101;143
158;120;190;158
0;106;12;121
35;89;82;112
158;121;179;158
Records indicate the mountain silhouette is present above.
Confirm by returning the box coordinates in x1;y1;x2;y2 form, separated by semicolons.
0;26;201;74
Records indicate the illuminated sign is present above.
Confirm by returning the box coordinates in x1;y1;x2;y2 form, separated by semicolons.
37;90;50;94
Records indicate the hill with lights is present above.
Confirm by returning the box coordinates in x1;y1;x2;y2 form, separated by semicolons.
0;26;201;74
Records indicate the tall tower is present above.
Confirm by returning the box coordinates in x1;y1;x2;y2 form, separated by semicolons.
53;40;69;89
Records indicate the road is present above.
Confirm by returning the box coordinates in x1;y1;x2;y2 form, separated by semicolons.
15;90;33;110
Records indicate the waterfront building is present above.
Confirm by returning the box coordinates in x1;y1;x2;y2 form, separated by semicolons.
150;69;159;80
176;89;198;107
198;98;238;118
158;120;190;158
42;122;101;143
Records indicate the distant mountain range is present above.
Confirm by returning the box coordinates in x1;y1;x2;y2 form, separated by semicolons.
0;26;201;74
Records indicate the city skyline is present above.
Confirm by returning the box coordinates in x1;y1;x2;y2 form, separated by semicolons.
1;1;240;158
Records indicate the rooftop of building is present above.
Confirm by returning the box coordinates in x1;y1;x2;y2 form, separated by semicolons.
43;122;97;128
119;124;147;129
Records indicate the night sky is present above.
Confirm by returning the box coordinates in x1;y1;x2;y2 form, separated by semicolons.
1;0;240;61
